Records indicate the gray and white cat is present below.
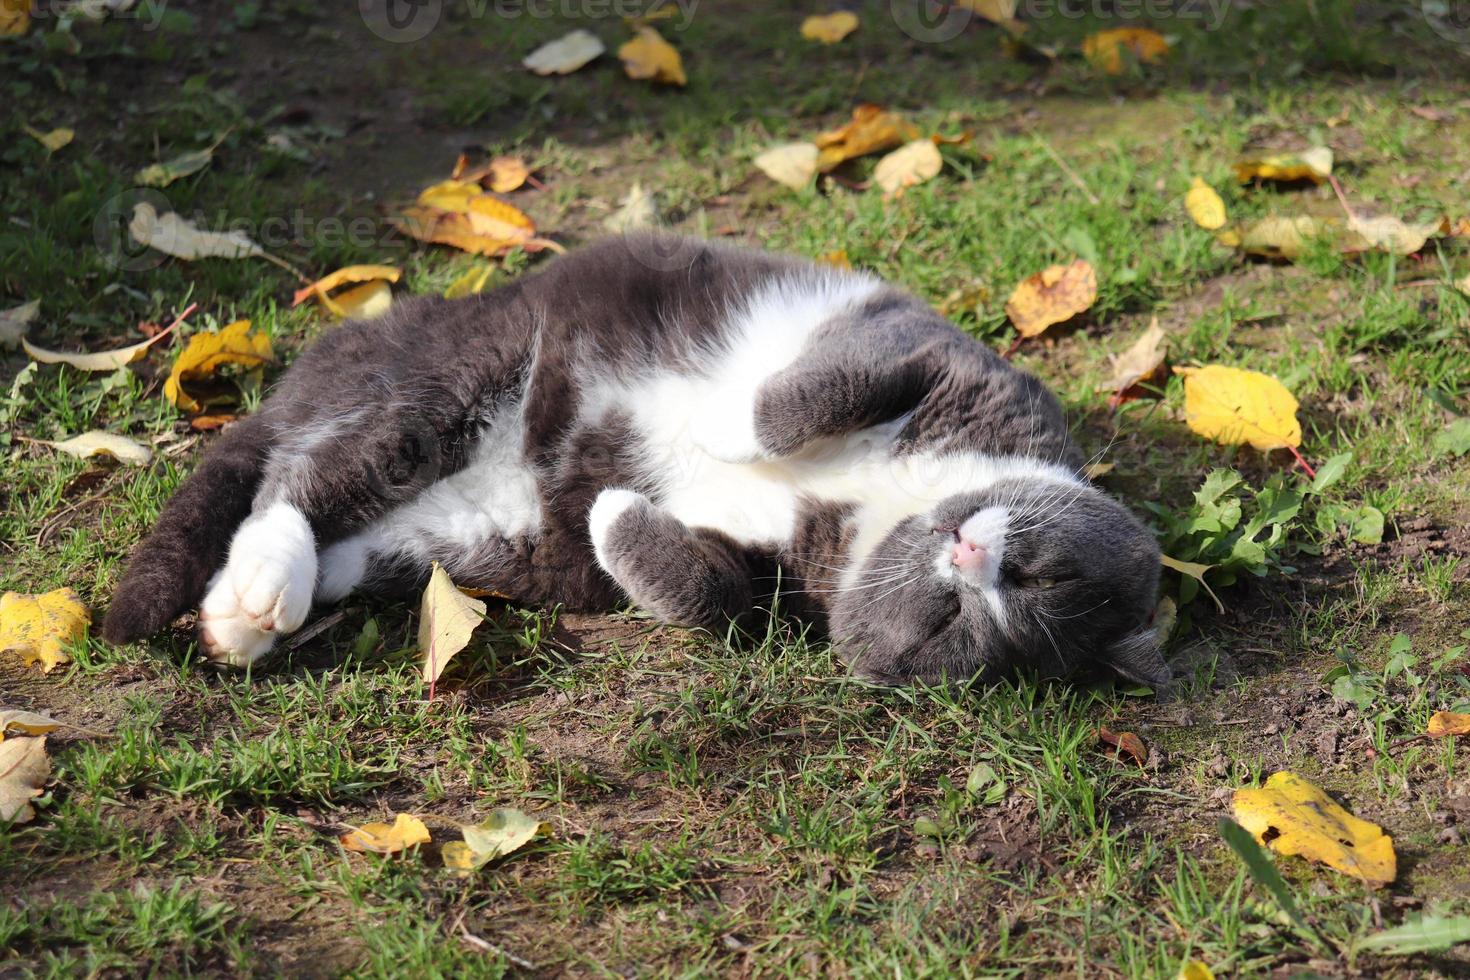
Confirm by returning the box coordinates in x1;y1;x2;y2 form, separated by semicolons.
102;235;1168;687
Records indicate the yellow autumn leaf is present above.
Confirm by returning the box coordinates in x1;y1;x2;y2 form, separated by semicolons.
1;0;31;37
1427;710;1470;737
818;249;852;269
444;263;496;300
1232;146;1333;184
39;431;152;467
291;265;402;308
522;28;604;75
618;27;685;86
1177;962;1215;980
442;808;550;875
872;138;943;195
463;156;531;194
397;189;549;258
164;320;274;415
22;329;171;373
419;562;487;697
25;126;74;152
0;709;63;741
340;813;431;854
327;280;393;320
1;588;91;674
1185;177;1227;230
1175;365;1301;452
1342;213;1442;256
1227;213;1336;261
1004;259;1097;338
814;104;918;172
753;142;819;190
801;11;859;44
1082;27;1169;74
1160;554;1224;613
1233;771;1396;887
129;202;264;261
0;737;49;824
292;265;401;319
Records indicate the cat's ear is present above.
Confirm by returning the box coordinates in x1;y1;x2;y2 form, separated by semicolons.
1105;627;1170;688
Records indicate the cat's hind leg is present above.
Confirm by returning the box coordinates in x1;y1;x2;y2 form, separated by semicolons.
589;489;758;631
197;502;317;667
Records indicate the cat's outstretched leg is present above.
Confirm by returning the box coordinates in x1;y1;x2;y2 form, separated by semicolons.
589;489;757;631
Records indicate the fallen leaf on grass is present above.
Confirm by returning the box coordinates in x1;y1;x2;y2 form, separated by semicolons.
1;0;30;36
754;142;818;190
1098;726;1148;766
444;264;495;300
1185;177;1227;230
818;249;852;269
130;202;264;261
1160;554;1224;614
397;189;548;258
164;320;273;414
455;155;532;194
872;138;943;195
39;431;151;466
442;808;550;874
419;562;487;698
1427;710;1470;738
0;299;39;349
604;182;659;232
1083;461;1114;480
1082;27;1169;74
291;265;402;318
815;104;917;172
801;11;859;44
1232;146;1333;184
1177;960;1215;980
0;588;91;674
1233;771;1395;887
0;710;62;740
618;27;685;86
134;145;218;188
523;28;604;75
1175;365;1301;453
1004;259;1096;339
22;328;172;373
25;126;73;152
340;813;431;854
0;736;49;824
1218;214;1335;261
1342;213;1442;256
1102;317;1167;408
1356;914;1470;955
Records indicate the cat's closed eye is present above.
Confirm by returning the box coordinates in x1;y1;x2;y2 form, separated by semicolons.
1018;576;1058;589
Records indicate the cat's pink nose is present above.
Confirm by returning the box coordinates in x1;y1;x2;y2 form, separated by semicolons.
952;537;987;571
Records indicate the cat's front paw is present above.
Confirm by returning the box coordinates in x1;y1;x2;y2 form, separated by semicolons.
198;503;317;668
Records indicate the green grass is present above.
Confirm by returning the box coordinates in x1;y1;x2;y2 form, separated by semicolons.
4;1;1470;976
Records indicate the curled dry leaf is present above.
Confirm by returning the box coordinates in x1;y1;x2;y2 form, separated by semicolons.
454;155;533;194
618;27;685;86
0;709;63;741
1427;710;1470;738
291;265;402;307
134;144;218;188
40;431;152;466
0;299;40;350
1004;259;1097;339
398;184;547;257
814;104;917;172
442;808;550;874
873;138;943;195
130;202;264;261
1098;726;1148;767
23;324;173;373
292;265;402;319
1102;317;1168;408
1185;177;1227;230
1082;27;1169;74
1232;146;1333;184
800;11;859;44
754;142;818;190
1233;771;1395;887
164;320;273;414
419;562;487;698
0;588;91;674
523;28;604;75
0;736;49;824
340;813;431;854
1175;365;1301;452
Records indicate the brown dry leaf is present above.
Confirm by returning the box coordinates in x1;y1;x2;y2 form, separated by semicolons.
1185;177;1227;230
0;710;63;741
25;126;74;152
164;320;274;415
1103;317;1168;408
1098;726;1148;767
0;588;91;674
814;104;918;172
1175;365;1301;452
40;431;152;466
523;28;605;75
801;11;859;44
483;156;530;194
1004;260;1097;339
618;27;686;86
189;414;236;432
873;138;943;195
340;813;431;854
1232;146;1333;184
129;202;264;261
419;562;487;698
1;0;30;36
0;736;49;824
1082;27;1169;74
1427;711;1470;738
754;142;819;190
1233;771;1395;887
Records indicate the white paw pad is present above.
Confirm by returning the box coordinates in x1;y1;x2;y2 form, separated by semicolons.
199;504;317;668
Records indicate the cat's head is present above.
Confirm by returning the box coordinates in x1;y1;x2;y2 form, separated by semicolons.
831;477;1165;688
